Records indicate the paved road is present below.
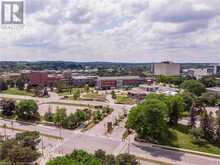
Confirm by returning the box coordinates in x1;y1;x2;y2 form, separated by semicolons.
0;119;220;165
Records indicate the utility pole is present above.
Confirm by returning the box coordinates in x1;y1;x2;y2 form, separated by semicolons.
11;121;13;133
127;135;130;154
41;135;44;157
3;124;6;141
59;125;63;154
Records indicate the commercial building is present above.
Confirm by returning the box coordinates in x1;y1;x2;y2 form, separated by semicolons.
154;61;180;76
96;76;153;90
128;84;178;101
71;76;97;87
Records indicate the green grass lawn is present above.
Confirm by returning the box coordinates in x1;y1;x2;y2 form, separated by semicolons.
115;95;135;105
164;124;220;155
58;88;84;96
58;91;71;96
81;93;106;101
1;88;33;96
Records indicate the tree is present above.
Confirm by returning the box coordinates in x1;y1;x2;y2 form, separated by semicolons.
69;150;101;165
1;99;16;116
199;92;218;106
95;149;106;163
104;155;116;165
84;84;90;93
46;149;140;165
75;110;86;122
215;110;220;146
53;107;67;127
179;91;194;112
93;110;103;123
73;89;80;100
168;96;184;127
64;113;78;129
156;75;185;86
16;100;40;121
56;80;66;93
16;78;25;90
189;105;197;128
33;86;42;97
4;142;40;164
199;76;216;87
111;90;116;99
0;79;8;91
116;153;139;165
44;107;54;122
46;156;76;165
180;80;206;96
127;99;168;143
0;132;41;165
15;131;41;150
200;110;215;142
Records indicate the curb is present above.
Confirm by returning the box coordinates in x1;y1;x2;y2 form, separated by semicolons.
154;144;220;159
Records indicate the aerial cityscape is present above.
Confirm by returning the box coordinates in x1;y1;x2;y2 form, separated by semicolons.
1;0;220;165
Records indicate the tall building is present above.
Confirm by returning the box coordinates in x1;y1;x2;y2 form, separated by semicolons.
213;64;220;75
154;61;180;76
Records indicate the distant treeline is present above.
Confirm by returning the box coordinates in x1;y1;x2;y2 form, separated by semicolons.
0;61;216;72
0;61;152;72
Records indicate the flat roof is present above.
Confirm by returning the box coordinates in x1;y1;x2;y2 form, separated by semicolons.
97;76;142;80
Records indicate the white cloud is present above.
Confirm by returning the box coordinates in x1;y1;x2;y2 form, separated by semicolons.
0;0;220;62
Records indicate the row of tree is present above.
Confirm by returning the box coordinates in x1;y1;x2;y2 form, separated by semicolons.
0;99;40;121
44;107;90;129
0;78;25;91
193;110;220;146
47;149;139;165
127;90;220;144
156;75;220;88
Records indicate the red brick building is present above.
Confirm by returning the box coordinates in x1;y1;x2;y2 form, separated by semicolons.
28;71;49;86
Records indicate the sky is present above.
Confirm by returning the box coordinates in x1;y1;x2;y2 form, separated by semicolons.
0;0;220;63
